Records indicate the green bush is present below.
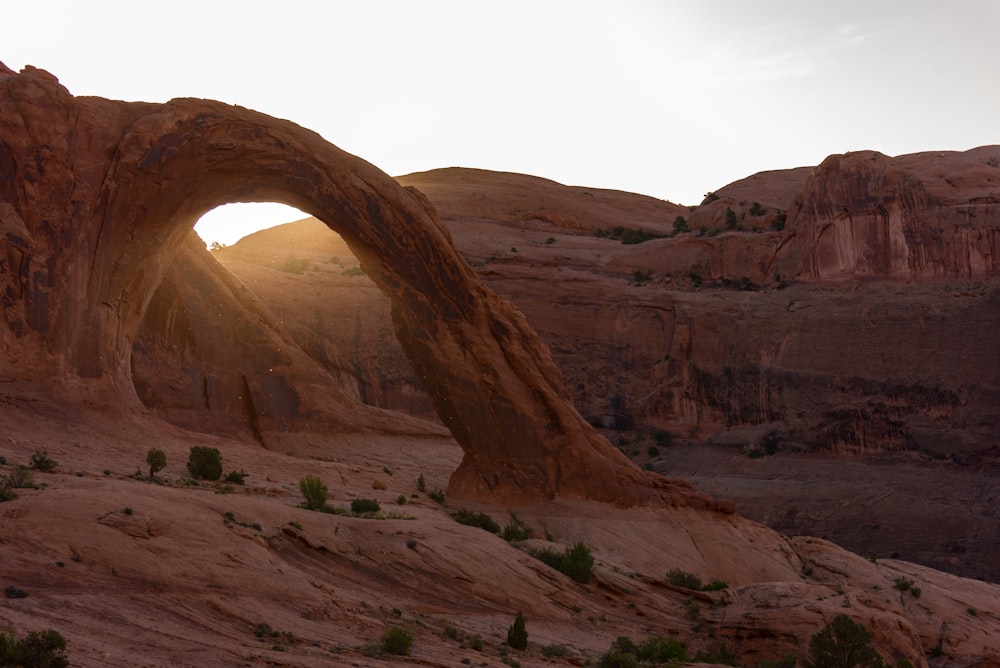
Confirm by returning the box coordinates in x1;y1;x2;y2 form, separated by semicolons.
224;470;246;485
380;626;413;655
186;446;222;480
0;628;70;668
637;635;686;662
666;568;703;590
427;488;445;504
452;509;500;533
561;542;595;584
146;448;166;478
694;644;738;666
507;612;528;650
805;614;884;668
501;520;532;543
299;475;328;511
749;201;767;216
351;498;381;515
673;216;689;233
6;466;35;489
529;542;594;584
416;474;426;492
29;451;57;472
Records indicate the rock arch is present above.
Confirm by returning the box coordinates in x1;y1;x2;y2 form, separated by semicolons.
0;64;726;508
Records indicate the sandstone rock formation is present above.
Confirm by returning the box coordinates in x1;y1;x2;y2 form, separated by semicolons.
0;62;722;507
199;157;1000;580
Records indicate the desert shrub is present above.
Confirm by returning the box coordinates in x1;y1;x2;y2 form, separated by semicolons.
501;519;532;542
701;191;720;205
0;628;69;668
893;576;914;592
299;476;328;511
805;614;884;668
506;612;528;650
561;542;595;584
282;256;308;274
529;542;594;584
0;486;16;502
427;488;445;503
380;626;413;655
186;446;222;481
416;474;426;492
351;498;381;515
6;466;35;489
637;635;687;663
750;201;767;216
452;509;500;533
541;643;569;657
703;579;730;591
694;644;738;665
224;470;246;485
673;215;689;233
666;568;703;590
146;448;166;478
599;637;639;668
29;451;57;472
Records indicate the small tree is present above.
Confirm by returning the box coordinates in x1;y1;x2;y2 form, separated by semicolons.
673;216;689;234
561;542;595;584
146;449;166;478
380;626;413;656
805;614;885;668
299;476;328;511
186;446;222;480
507;612;528;650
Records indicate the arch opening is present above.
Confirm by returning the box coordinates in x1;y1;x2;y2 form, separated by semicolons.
131;201;441;438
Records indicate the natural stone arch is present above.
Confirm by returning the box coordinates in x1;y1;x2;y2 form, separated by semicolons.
0;64;726;508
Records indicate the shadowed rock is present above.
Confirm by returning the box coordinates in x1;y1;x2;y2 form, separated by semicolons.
0;63;726;508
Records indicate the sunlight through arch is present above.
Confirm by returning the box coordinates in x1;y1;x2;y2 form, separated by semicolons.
194;202;308;248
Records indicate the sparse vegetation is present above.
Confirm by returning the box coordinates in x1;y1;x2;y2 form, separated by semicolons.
701;191;720;205
529;542;595;584
507;612;528;650
665;568;726;591
6;466;36;489
427;488;446;504
416;474;426;492
299;475;328;511
595;226;661;245
0;628;70;668
673;215;689;234
281;256;309;274
694;644;738;666
380;626;414;655
599;634;688;666
146;448;166;478
750;201;767;216
186;446;222;481
805;614;885;668
501;518;533;542
29;450;57;472
224;470;246;485
350;498;381;515
452;509;500;533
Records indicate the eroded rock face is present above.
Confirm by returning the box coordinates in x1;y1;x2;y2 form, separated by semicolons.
0;63;727;507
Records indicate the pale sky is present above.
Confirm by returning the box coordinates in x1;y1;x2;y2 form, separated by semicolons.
5;1;997;246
